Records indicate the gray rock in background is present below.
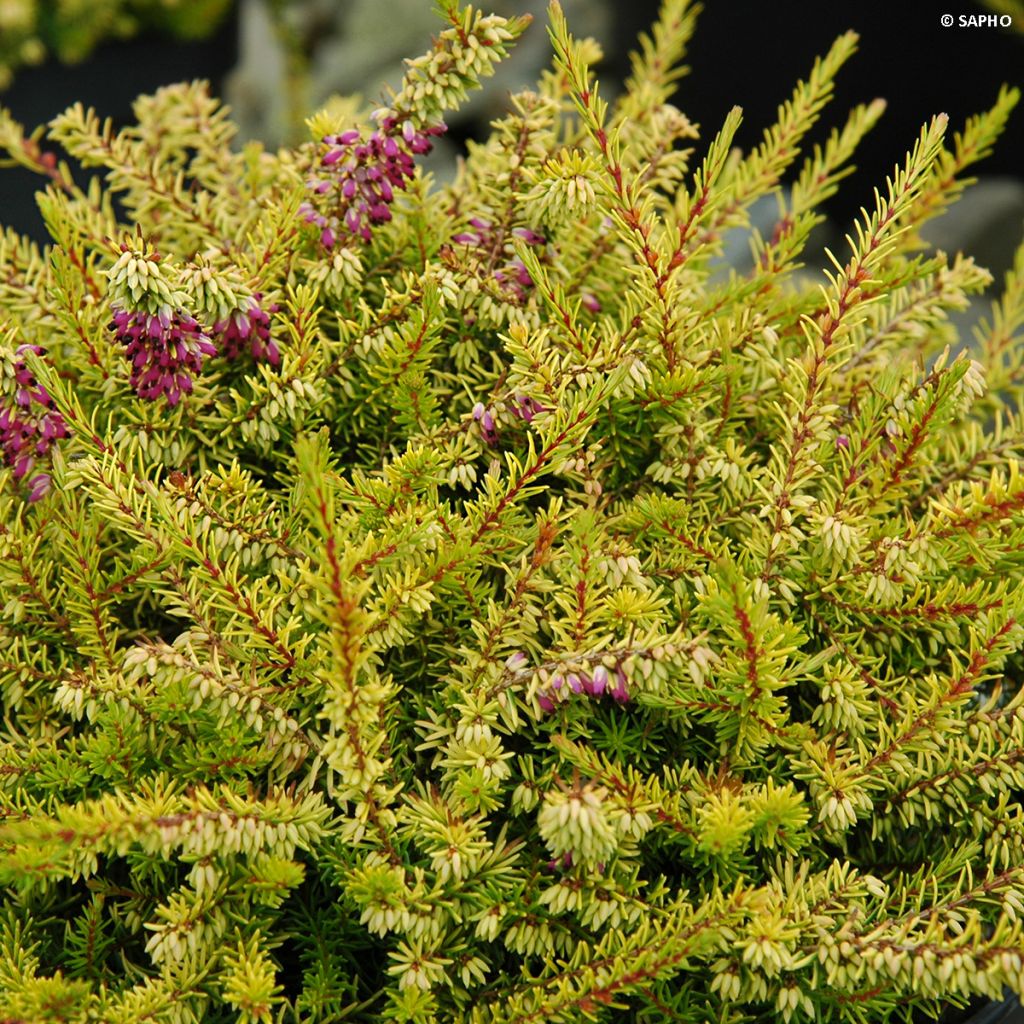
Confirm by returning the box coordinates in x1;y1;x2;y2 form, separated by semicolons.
921;178;1024;341
224;0;612;150
224;0;290;144
921;176;1024;275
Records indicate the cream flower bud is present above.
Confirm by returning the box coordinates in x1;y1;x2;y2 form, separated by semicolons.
537;782;618;866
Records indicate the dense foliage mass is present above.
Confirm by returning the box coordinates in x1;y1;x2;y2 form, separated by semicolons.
0;2;1023;1022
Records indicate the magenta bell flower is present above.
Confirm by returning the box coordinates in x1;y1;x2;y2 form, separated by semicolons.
511;227;545;246
585;665;608;697
545;851;574;872
472;401;498;445
610;667;630;703
214;294;280;367
12;344;49;408
510;393;547;423
26;473;51;501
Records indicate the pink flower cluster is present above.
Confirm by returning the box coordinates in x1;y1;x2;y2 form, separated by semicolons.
301;116;446;246
544;851;607;874
471;401;497;445
215;294;280;367
451;220;545;302
109;307;217;407
108;290;279;407
536;663;631;713
503;651;631;715
0;345;68;501
472;393;548;447
510;393;547;424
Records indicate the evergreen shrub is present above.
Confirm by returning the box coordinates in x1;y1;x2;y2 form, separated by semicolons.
0;2;1023;1022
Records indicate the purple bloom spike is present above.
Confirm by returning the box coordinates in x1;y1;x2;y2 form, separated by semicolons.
546;852;575;872
110;307;216;406
507;258;532;288
306;118;446;247
1;345;68;500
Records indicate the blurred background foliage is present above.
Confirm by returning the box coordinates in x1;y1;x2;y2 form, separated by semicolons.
0;0;235;88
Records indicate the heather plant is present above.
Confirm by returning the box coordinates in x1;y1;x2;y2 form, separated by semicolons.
0;2;1023;1023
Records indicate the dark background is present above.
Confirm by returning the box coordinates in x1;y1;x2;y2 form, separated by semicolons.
611;0;1024;226
2;0;1022;251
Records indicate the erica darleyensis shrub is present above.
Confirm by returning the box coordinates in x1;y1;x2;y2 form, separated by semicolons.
1;2;1024;1022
